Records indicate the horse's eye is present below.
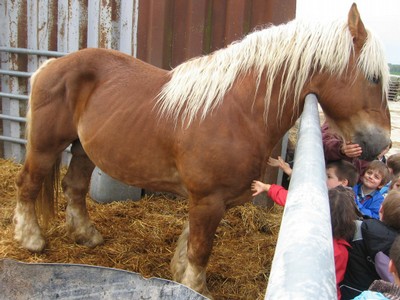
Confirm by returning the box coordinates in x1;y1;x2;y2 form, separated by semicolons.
370;75;380;84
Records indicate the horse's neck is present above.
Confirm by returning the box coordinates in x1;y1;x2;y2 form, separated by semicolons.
256;70;304;139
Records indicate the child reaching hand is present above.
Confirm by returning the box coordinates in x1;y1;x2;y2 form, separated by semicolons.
251;159;358;205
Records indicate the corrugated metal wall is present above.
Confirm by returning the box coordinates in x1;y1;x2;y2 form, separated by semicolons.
137;0;296;69
0;0;295;162
1;0;296;68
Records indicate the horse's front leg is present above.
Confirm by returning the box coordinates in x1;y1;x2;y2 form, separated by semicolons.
171;198;225;299
62;141;103;247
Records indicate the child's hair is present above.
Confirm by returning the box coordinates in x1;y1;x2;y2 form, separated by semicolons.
328;186;360;241
390;174;400;190
381;190;400;231
363;160;391;186
387;153;400;177
390;235;400;276
326;160;359;187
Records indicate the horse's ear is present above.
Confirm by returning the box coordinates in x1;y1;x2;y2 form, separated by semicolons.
347;3;367;50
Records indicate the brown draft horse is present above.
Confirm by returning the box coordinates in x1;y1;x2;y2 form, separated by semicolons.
14;4;390;298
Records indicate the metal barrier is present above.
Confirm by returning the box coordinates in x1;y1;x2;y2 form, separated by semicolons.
389;75;400;101
265;94;336;299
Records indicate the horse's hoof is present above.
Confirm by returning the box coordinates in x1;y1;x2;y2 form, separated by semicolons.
13;217;46;252
16;234;46;252
78;232;104;248
71;225;104;247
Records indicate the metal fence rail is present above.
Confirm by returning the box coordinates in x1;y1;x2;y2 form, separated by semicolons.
389;75;400;101
265;94;336;299
0;47;65;161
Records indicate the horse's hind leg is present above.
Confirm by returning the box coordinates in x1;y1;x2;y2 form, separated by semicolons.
62;141;103;247
14;152;60;252
171;198;225;299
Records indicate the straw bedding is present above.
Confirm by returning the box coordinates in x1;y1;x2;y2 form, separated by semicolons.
0;158;282;300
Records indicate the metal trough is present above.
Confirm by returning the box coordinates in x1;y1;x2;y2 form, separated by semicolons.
0;259;208;300
90;167;143;203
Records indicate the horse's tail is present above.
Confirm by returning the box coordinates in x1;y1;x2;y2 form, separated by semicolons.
35;157;62;227
26;58;61;227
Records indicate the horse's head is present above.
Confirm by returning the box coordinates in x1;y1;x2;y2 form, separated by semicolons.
306;4;391;161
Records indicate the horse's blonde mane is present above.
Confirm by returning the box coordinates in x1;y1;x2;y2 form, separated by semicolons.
156;17;389;126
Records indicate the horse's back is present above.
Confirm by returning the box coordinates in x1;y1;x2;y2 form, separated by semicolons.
31;48;167;112
34;48;166;90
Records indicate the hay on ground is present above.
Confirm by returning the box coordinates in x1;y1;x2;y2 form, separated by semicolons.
0;158;282;300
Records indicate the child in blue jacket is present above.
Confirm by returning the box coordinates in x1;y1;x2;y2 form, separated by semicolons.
353;160;390;219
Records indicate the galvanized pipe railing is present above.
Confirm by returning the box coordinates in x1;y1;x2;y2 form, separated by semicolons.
0;92;29;101
0;46;67;57
265;94;336;299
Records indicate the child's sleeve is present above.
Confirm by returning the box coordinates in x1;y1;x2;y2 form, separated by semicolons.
359;195;383;219
322;122;347;161
374;251;394;283
267;184;288;206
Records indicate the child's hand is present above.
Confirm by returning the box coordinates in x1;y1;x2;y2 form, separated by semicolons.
251;180;270;196
340;141;362;158
268;156;292;176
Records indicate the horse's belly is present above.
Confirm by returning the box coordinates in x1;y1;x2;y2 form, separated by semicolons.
77;122;184;195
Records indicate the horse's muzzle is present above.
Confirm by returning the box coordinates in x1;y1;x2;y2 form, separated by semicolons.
354;127;391;161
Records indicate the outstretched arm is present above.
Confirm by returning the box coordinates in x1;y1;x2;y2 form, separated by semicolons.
268;156;292;176
251;180;288;206
251;180;271;196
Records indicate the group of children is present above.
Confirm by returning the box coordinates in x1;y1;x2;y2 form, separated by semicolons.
252;151;400;300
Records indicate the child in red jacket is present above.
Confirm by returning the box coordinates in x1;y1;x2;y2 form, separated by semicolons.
251;159;359;205
329;186;362;300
